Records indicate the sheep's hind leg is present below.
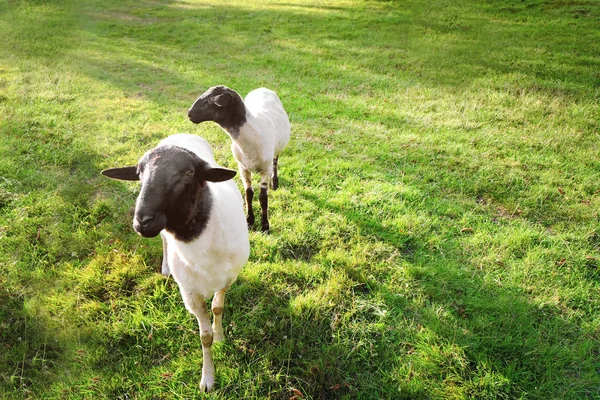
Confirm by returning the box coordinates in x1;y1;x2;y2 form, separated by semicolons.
239;165;255;228
185;292;215;392
259;174;270;232
212;287;227;342
272;156;279;190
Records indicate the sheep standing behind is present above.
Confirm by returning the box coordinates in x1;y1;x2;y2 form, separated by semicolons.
102;134;250;392
188;85;291;232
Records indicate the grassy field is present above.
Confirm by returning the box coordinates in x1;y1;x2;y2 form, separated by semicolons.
1;0;599;398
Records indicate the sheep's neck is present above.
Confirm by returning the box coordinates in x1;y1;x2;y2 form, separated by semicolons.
216;104;247;140
166;184;213;243
219;123;241;140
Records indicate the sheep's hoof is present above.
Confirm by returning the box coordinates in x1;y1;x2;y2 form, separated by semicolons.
261;223;270;233
247;215;255;228
199;375;215;393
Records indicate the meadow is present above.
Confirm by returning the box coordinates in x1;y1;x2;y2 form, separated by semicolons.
1;0;599;398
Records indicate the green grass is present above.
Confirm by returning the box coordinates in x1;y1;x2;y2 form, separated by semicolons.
1;0;599;398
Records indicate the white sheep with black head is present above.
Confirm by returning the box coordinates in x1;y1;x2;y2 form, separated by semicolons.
102;133;250;392
188;85;291;232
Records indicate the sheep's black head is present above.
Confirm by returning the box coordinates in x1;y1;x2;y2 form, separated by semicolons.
188;85;247;134
102;145;236;240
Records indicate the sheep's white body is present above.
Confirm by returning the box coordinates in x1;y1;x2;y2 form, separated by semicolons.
157;134;250;298
231;88;290;175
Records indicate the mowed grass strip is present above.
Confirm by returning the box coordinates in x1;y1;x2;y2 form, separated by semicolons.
1;0;599;398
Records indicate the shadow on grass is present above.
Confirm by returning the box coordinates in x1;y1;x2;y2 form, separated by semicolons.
9;0;593;113
0;286;64;395
296;187;599;398
224;271;369;399
0;67;139;397
0;135;112;397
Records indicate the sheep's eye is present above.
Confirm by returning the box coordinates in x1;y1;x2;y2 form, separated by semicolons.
185;169;194;176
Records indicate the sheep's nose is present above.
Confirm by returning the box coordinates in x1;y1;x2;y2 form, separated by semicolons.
139;215;154;228
133;213;164;238
187;109;192;119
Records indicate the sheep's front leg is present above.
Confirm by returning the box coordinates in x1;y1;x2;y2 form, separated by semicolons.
239;164;254;228
259;174;270;232
160;232;170;275
211;287;227;342
186;293;215;392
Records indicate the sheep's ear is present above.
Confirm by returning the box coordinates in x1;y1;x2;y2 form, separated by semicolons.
213;93;232;107
101;166;140;181
204;167;237;182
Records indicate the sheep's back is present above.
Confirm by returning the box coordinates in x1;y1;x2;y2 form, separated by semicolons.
157;133;218;166
244;88;290;156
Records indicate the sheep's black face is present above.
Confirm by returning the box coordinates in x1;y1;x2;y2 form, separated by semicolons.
188;85;247;134
102;144;237;241
188;86;220;124
133;146;204;238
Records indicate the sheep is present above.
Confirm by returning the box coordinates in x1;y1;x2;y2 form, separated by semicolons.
187;85;291;232
101;133;250;393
